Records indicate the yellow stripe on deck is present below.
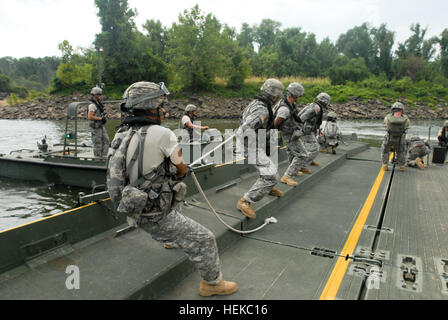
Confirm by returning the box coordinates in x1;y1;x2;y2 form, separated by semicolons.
319;154;392;300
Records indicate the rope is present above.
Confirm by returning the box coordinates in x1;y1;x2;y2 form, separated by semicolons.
190;169;278;234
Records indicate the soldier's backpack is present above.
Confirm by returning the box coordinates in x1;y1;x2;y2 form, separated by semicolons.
106;126;186;222
323;121;339;139
387;116;407;146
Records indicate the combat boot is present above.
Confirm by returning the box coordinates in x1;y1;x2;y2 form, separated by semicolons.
164;244;175;249
382;164;388;171
311;161;319;166
269;187;284;197
300;168;312;174
332;147;337;154
280;175;299;187
398;166;405;171
320;148;328;153
199;279;238;297
237;198;256;219
415;157;424;170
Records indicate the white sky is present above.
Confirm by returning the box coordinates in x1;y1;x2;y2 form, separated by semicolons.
0;0;446;58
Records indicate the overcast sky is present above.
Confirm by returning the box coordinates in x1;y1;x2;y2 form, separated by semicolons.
0;0;446;58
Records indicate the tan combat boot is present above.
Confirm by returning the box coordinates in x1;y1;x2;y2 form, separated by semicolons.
199;279;238;297
382;164;388;171
300;168;312;174
280;175;299;187
311;161;319;166
332;147;337;154
320;148;328;153
269;187;284;197
237;198;256;219
164;244;175;249
415;157;424;170
398;166;405;171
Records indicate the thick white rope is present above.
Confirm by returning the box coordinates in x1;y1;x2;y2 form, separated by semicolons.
190;169;278;235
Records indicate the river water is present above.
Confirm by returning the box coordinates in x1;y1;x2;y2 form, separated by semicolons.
0;118;445;231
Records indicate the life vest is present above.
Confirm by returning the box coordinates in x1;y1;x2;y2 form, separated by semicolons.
387;115;408;146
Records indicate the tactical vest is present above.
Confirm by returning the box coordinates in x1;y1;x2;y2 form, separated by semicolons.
106;125;186;223
299;103;322;135
387;116;408;146
88;99;106;130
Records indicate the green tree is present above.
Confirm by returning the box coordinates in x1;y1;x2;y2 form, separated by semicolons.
371;24;395;78
337;23;374;71
439;28;448;78
166;5;230;91
254;19;281;50
329;56;371;85
0;71;12;92
142;19;167;57
396;23;438;61
94;0;138;85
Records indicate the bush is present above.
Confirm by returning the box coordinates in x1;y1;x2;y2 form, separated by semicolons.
329;58;371;85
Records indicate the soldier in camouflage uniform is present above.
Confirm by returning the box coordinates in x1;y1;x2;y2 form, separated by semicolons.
406;135;431;170
319;111;342;154
236;78;285;219
298;92;331;174
273;82;308;187
381;102;410;171
107;82;237;297
88;87;110;157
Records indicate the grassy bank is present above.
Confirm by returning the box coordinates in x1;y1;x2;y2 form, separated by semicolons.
5;75;448;108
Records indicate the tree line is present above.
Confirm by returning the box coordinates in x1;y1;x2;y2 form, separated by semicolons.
1;0;448;100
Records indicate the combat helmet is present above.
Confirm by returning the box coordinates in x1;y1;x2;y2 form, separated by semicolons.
315;92;331;106
286;82;304;98
391;102;404;112
261;78;284;99
327;111;338;120
444;120;448;127
185;104;197;112
120;82;170;113
90;87;103;95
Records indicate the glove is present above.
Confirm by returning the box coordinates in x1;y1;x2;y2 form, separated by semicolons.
101;116;107;125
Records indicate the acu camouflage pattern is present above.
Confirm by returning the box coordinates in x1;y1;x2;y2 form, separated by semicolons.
406;136;431;167
299;102;321;164
122;81;168;111
260;78;284;98
320;121;342;148
140;207;222;284
107;124;222;285
381;114;410;166
274;99;308;177
239;98;279;203
89;103;110;157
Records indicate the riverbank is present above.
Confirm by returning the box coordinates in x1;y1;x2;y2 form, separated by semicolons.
0;93;447;120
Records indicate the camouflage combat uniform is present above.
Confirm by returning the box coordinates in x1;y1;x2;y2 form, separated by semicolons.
299;102;323;165
88;101;110;157
381;114;410;166
406;136;431;168
319;119;342;149
237;97;278;203
107;81;223;285
275;99;308;177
